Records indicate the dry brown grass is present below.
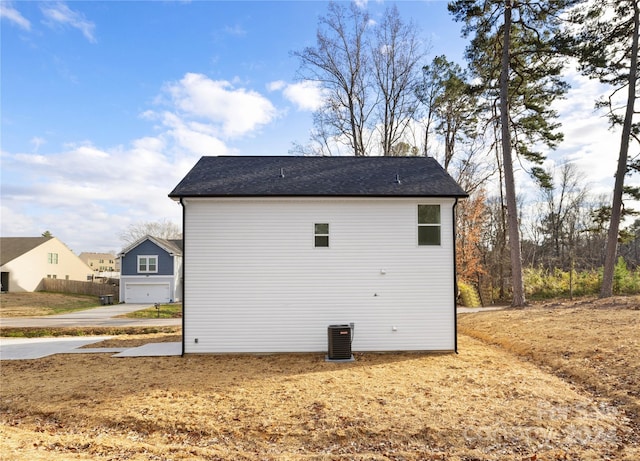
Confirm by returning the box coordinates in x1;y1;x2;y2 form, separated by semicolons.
2;307;639;461
0;292;100;317
2;298;639;460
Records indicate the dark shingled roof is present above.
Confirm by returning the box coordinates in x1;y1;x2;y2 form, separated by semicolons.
119;235;183;256
169;156;468;198
1;237;52;266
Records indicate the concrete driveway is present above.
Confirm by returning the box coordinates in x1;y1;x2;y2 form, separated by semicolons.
0;303;182;328
0;303;182;360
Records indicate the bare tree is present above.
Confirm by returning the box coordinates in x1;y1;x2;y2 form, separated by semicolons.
119;219;182;246
293;2;426;157
371;5;423;156
538;163;588;271
293;2;371;156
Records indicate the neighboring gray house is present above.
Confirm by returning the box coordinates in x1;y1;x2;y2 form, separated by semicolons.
118;236;182;304
169;156;467;355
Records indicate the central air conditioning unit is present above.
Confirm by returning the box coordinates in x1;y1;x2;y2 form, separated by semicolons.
327;324;354;362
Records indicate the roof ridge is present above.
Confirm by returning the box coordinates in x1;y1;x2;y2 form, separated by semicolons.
169;155;468;199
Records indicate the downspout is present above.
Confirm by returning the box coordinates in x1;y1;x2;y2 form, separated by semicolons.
452;197;459;354
179;197;186;357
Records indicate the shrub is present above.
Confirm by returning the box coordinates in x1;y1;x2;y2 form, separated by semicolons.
523;259;640;299
613;257;640;294
524;267;602;299
458;281;482;307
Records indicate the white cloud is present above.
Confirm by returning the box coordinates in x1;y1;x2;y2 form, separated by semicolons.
0;72;285;252
0;2;31;30
267;80;286;92
277;80;326;111
159;111;232;156
0;205;36;235
548;68;627;198
163;73;278;138
0;139;188;252
40;2;96;43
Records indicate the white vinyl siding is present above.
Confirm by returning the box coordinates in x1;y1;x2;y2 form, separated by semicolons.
183;197;456;353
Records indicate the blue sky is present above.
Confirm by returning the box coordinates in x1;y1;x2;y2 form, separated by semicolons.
0;0;627;253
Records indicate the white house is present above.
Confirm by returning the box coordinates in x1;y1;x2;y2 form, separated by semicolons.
79;252;120;280
169;156;468;355
0;237;93;292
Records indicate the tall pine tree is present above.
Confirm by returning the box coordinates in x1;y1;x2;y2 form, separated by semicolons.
449;0;573;306
567;0;640;298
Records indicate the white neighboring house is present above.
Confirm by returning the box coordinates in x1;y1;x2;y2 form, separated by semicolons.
78;252;120;280
118;236;182;304
169;156;468;355
0;237;93;292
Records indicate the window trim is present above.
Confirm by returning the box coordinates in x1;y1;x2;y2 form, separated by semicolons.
48;253;58;264
417;204;441;246
314;222;330;248
137;255;159;273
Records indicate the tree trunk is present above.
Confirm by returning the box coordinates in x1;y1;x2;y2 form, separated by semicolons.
600;2;639;298
500;1;526;307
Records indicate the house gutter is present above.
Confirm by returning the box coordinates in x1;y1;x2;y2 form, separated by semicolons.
179;197;186;357
453;197;459;354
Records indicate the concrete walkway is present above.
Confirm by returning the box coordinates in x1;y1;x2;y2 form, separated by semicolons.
0;336;182;360
0;336;113;360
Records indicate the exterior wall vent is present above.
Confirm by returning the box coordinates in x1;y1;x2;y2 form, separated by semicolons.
326;324;354;362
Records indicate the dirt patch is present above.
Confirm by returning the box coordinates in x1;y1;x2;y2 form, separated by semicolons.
0;292;100;317
2;302;639;460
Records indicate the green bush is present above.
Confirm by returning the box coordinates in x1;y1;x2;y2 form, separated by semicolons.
613;257;640;294
523;259;640;299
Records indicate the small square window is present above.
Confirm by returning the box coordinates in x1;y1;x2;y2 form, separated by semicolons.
314;223;329;247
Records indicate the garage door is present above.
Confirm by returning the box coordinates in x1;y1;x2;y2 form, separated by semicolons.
125;283;170;303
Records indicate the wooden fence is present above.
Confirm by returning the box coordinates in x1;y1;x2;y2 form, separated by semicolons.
39;278;119;302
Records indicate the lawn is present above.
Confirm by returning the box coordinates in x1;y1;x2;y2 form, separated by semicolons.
0;292;102;317
120;303;182;319
1;298;638;460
